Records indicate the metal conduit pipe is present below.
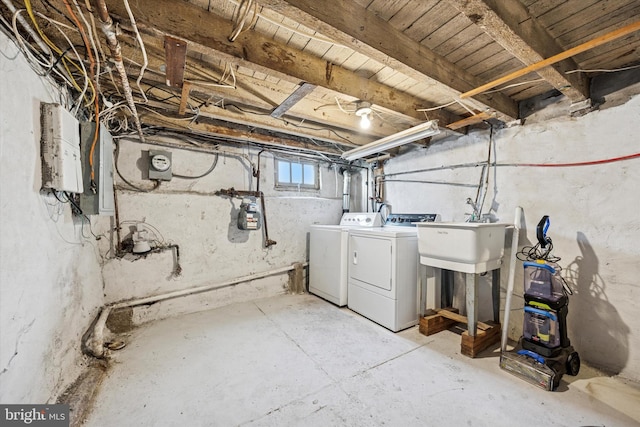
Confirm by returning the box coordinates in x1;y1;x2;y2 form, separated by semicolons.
93;0;145;141
2;0;51;55
381;179;477;188
382;161;488;178
85;263;306;358
2;0;77;86
342;169;351;213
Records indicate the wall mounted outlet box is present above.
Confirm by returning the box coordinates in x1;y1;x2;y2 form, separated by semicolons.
148;150;172;180
40;103;83;193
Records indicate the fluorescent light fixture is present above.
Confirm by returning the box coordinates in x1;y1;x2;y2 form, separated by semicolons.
341;120;440;161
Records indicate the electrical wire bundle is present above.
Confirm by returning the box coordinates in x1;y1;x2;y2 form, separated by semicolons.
516;239;560;263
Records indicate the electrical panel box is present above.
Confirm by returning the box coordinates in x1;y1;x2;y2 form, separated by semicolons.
40;103;83;193
79;122;115;216
148;150;172;181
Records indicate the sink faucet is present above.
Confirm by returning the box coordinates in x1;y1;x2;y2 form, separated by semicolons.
466;198;481;222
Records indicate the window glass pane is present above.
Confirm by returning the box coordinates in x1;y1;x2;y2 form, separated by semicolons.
291;162;303;184
303;164;314;185
275;159;318;189
278;160;290;183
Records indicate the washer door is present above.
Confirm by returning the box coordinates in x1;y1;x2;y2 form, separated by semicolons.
349;234;392;291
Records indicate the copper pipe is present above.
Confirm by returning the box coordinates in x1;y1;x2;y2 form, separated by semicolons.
93;0;145;141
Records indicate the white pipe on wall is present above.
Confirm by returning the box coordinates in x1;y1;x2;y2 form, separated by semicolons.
85;263;306;358
501;206;523;352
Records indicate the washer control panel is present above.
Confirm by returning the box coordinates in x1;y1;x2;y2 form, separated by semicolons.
385;213;440;226
339;212;383;227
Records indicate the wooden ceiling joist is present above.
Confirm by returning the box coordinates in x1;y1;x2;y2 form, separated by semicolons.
104;0;458;127
135;81;370;148
109;33;410;142
140;113;346;156
259;0;519;119
447;0;589;103
461;20;640;99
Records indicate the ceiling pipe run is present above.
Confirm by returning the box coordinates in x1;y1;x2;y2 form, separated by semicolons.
93;0;145;141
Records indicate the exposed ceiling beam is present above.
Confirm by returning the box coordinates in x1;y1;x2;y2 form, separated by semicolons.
461;20;640;99
45;21;380;149
106;33;407;142
447;0;588;103
104;0;458;127
140;113;345;156
105;67;373;148
259;0;519;119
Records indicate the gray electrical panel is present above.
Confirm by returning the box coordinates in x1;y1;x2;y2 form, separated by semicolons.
79;122;115;216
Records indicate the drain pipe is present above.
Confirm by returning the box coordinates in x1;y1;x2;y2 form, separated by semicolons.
85;264;303;357
93;0;145;142
501;206;523;353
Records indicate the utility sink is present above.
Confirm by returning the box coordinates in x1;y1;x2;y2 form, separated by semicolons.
415;222;508;274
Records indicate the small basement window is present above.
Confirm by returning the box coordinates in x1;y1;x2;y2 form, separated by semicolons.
275;158;319;190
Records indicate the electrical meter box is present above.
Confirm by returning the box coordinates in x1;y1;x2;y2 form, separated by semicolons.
148;150;172;180
79;122;115;216
238;201;261;230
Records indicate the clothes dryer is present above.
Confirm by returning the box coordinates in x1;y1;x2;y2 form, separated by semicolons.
309;213;382;306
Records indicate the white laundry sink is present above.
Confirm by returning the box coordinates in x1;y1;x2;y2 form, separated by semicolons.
415;222;507;274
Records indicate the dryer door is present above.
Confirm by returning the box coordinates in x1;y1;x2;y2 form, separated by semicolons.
349;234;392;291
309;227;348;305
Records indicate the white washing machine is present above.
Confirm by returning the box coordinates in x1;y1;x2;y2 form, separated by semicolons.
347;214;439;332
309;212;382;306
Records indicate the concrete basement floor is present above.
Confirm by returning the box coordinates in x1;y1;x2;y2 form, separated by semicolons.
84;294;640;426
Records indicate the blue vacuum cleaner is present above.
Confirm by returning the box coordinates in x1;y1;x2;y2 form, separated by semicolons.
500;216;580;390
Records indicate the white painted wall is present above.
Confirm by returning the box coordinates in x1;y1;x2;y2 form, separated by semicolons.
383;92;640;381
0;33;104;402
101;138;345;322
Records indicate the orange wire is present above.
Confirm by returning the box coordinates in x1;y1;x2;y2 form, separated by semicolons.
61;0;100;183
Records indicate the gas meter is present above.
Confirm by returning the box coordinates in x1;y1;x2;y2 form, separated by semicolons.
238;201;261;230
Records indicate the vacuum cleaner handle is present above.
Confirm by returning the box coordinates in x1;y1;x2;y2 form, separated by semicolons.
537;215;551;248
517;349;546;364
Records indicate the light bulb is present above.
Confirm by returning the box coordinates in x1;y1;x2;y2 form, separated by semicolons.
360;113;371;129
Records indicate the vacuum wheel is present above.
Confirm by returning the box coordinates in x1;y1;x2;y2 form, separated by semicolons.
566;352;581;376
